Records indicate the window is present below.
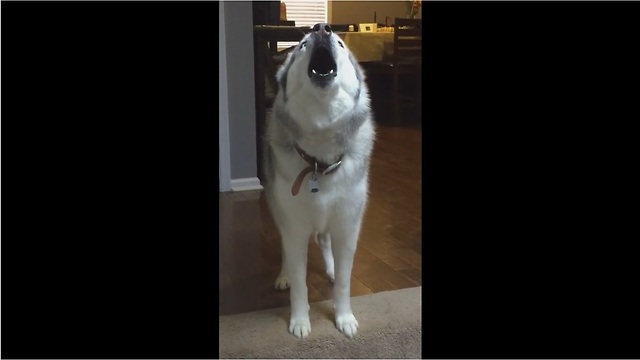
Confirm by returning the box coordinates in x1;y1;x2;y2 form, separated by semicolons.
279;0;328;50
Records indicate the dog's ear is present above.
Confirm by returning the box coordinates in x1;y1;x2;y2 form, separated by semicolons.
276;50;297;102
347;52;364;84
347;52;365;101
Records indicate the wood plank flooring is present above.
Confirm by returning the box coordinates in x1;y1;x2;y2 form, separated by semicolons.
219;119;421;316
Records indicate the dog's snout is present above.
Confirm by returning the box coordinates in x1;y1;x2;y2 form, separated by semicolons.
312;23;332;36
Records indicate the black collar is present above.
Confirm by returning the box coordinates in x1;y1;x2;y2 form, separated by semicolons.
290;143;343;196
293;143;342;173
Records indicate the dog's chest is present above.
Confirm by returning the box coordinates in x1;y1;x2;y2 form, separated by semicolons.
275;171;353;231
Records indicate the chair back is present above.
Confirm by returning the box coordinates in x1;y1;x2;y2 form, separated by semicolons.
393;18;422;66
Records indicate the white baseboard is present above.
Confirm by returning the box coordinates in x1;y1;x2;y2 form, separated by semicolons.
230;177;263;192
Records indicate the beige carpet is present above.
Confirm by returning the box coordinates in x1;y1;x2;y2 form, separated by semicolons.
219;286;422;359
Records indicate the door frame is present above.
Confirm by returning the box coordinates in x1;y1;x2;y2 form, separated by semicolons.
219;1;232;192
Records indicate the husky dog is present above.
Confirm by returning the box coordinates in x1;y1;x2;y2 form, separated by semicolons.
263;23;375;339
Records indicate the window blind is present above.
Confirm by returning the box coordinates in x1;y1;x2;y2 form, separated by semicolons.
279;0;328;50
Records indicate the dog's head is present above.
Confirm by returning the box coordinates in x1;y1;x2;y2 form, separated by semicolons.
276;23;364;101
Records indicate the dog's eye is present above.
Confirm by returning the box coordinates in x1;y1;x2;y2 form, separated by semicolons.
338;41;344;48
300;41;307;48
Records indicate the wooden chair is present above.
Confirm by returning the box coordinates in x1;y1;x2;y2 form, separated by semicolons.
366;18;422;123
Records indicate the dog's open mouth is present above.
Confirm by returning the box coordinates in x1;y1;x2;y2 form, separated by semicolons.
308;46;337;86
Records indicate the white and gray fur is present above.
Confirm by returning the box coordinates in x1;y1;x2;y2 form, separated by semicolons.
263;23;375;339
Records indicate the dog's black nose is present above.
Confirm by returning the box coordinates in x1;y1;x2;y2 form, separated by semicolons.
312;23;332;36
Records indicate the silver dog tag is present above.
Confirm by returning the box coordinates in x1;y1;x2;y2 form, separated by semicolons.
309;172;319;193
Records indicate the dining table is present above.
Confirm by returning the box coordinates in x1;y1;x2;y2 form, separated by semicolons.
336;31;395;63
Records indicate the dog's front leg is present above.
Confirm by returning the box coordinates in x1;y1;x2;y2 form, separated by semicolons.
282;226;312;338
329;219;362;339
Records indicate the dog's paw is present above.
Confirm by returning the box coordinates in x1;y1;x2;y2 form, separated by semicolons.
288;316;311;339
336;313;359;339
274;275;290;290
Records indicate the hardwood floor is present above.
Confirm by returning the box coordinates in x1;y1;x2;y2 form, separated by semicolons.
219;119;422;316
